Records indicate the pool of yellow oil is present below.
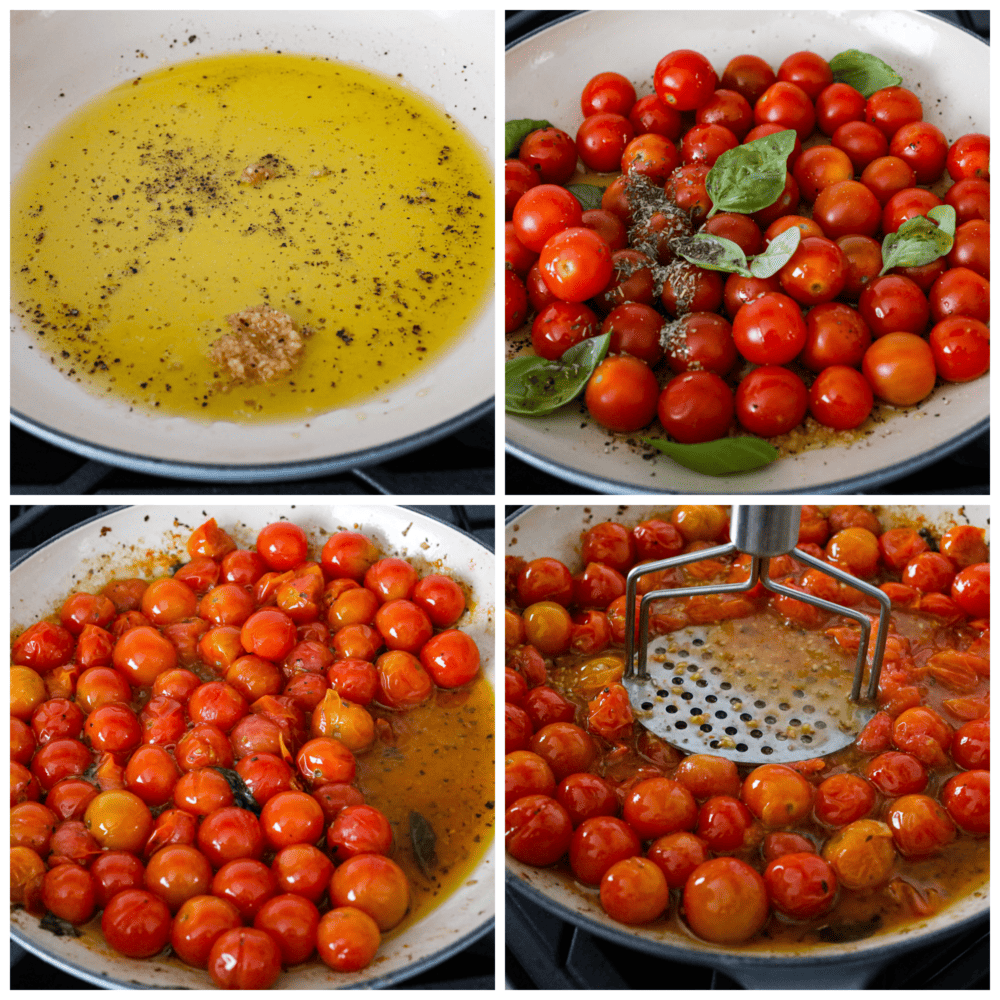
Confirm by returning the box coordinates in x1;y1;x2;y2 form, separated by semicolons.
11;52;493;422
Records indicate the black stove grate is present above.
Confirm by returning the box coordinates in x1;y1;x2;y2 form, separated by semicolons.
11;414;494;496
506;888;988;990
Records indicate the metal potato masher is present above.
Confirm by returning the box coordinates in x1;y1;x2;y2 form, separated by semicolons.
622;505;891;764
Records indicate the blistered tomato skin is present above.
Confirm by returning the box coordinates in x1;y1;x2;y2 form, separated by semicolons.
503;503;989;945
12;513;491;985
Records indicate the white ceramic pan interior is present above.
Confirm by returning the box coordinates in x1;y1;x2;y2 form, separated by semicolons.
11;11;494;482
505;503;988;989
505;10;989;494
11;504;495;990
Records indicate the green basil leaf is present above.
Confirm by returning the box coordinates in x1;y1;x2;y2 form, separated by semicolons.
673;232;751;276
643;436;780;476
505;333;611;416
879;210;954;275
748;225;801;278
705;130;796;218
829;50;902;98
505;119;552;158
565;183;605;211
927;204;957;239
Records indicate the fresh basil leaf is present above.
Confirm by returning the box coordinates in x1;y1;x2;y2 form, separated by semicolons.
643;436;780;476
748;225;801;278
565;183;605;211
927;204;957;239
705;130;796;218
879;210;954;274
829;50;901;98
505;333;611;416
674;232;751;276
505;119;552;158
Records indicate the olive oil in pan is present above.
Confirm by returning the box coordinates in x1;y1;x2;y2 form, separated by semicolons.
12;52;493;422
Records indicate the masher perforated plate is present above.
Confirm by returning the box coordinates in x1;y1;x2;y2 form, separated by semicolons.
622;624;876;764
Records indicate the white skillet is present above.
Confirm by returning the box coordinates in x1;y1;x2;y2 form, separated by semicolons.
11;504;495;989
11;11;494;482
505;10;989;494
505;503;988;989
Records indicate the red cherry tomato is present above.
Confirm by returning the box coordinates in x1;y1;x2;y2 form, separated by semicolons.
584;355;659;432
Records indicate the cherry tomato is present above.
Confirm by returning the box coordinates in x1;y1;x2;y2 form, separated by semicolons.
889;120;948;184
585;354;659;432
813;180;881;239
102;889;172;958
576;113;635;173
858;274;930;339
862;332;936;406
655;49;718;111
741;763;813;827
951;563;989;618
815;81;866;135
530;300;601;361
683;857;768;944
695;794;753;851
518;126;577;185
316;906;381;972
887;793;956;856
417;627;479;687
538;227;614;303
721;54;776;106
212;858;278;921
940;769;989;835
732;292;807;365
602;302;666;367
623;776;697;839
866;86;922;141
764;852;837;919
529;722;598;781
171;894;243;969
253;893;321;966
600;856;670;924
821;818;895;890
208;927;282;989
800;301;871;371
505;794;574;866
513;183;584;254
657;371;734;443
735;366;808;437
808;365;874;430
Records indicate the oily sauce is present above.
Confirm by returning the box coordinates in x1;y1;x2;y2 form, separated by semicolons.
12;52;493;421
516;511;988;952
